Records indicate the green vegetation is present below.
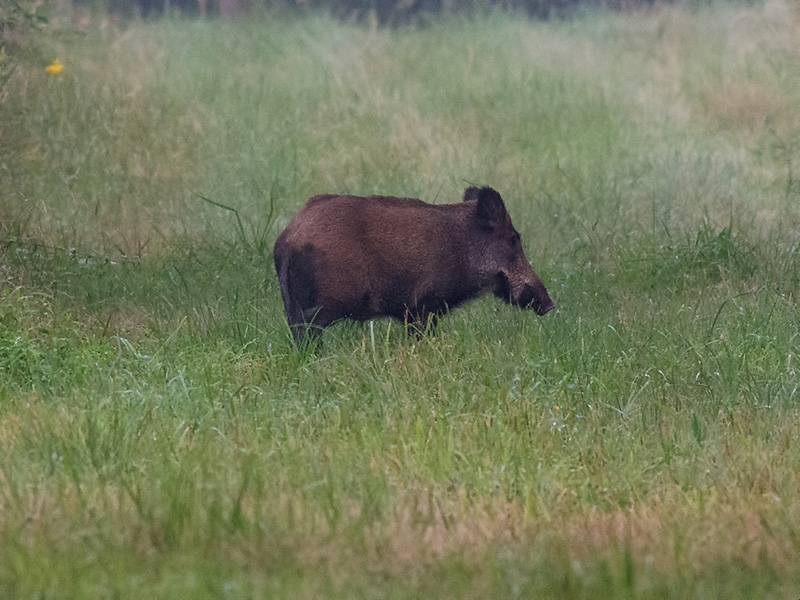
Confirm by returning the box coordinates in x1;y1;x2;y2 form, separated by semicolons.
1;1;800;597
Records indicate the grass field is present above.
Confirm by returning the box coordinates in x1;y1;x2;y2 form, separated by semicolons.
1;1;800;597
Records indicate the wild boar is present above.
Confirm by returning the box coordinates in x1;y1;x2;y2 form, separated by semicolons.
273;186;555;344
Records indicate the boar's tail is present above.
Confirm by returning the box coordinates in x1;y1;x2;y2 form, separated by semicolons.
275;249;299;325
275;242;322;333
273;243;294;320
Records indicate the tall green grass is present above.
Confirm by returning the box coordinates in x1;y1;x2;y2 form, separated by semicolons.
1;2;800;597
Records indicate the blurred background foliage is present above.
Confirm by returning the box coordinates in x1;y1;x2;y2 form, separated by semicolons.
1;0;763;26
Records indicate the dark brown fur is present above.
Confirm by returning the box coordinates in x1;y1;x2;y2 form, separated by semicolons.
273;186;554;344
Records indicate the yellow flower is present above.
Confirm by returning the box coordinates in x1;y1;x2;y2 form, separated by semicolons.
45;60;64;74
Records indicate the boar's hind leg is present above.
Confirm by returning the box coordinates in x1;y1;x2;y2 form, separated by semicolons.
289;322;320;347
289;306;330;347
280;244;329;345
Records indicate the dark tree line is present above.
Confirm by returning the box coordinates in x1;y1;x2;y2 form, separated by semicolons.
93;0;751;22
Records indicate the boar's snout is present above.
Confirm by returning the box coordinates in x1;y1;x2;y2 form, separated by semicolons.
499;254;555;315
496;270;555;316
534;298;556;316
518;281;556;316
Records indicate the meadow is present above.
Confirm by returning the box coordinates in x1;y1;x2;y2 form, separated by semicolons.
1;1;800;597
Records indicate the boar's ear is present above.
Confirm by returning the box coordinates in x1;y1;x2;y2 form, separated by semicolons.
474;187;507;230
463;186;481;202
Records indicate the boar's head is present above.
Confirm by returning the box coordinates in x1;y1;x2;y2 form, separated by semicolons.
465;186;555;316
